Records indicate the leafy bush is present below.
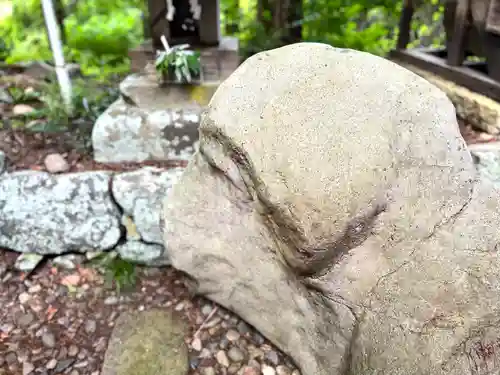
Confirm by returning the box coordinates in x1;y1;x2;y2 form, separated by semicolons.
0;0;446;81
0;0;145;79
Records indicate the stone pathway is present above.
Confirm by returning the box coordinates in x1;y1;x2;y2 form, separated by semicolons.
0;250;300;375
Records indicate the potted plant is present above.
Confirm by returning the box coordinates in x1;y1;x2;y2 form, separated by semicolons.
155;35;202;85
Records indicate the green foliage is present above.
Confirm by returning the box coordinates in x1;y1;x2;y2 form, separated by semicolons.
88;251;137;294
3;77;119;150
0;0;446;86
155;44;201;83
34;78;119;148
0;0;144;79
222;0;445;59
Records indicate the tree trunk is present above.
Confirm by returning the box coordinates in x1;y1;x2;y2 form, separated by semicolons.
257;0;274;33
257;0;302;43
224;0;240;34
284;0;303;43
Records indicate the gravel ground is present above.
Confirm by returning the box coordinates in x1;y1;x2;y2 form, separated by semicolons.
0;250;300;375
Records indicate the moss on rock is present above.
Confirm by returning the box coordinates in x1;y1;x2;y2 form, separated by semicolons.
101;309;189;375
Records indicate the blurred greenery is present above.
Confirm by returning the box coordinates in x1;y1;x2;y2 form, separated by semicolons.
0;0;145;79
0;0;446;140
0;0;445;79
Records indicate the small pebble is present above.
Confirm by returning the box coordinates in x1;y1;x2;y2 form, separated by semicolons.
44;153;69;173
85;320;96;334
22;362;34;375
41;331;56;348
237;321;250;335
175;301;185;311
18;292;31;304
199;348;212;358
46;359;57;370
226;329;240;342
74;360;88;368
12;104;35;116
248;359;260;369
54;358;75;372
228;363;241;374
219;337;230;350
228;347;246;362
265;350;280;366
262;364;276;375
17;312;35;327
202;367;216;375
94;337;107;352
5;352;16;365
276;365;291;375
68;345;79;357
216;350;230;367
191;337;202;351
28;284;42;293
241;366;259;375
104;296;118;305
201;304;213;316
205;317;222;328
253;333;265;345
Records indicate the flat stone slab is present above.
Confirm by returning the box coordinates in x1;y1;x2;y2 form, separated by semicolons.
0;171;121;254
112;167;184;244
119;73;217;110
101;309;189;375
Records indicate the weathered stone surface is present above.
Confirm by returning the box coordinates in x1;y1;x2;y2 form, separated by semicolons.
92;97;199;163
0;150;5;174
115;241;169;266
101;309;189;375
92;73;219;163
0;171;121;254
162;43;500;375
469;142;500;183
112;167;184;244
393;60;500;134
14;253;44;272
0;87;13;104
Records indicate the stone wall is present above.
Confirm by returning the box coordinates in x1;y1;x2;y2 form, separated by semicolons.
0;164;183;267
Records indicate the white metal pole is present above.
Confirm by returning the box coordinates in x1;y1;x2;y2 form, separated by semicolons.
41;0;73;112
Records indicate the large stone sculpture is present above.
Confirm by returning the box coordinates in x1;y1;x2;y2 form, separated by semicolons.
162;42;500;375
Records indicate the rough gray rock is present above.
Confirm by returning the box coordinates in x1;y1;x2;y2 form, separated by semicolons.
92;73;208;163
0;87;13;104
115;241;169;266
469;142;500;183
0;171;121;254
0;150;5;174
162;43;500;375
112;167;184;244
14;253;44;272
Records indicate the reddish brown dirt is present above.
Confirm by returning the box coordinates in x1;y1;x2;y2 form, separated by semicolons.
0;129;188;173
